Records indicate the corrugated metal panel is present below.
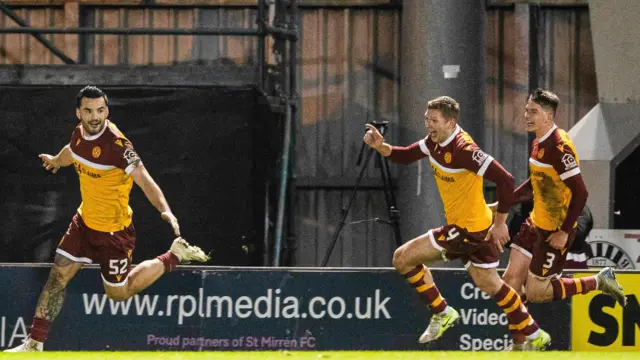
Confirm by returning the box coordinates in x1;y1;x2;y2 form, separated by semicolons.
485;6;597;134
86;6;257;65
294;7;401;267
537;7;597;130
485;8;531;184
0;5;257;65
295;189;397;267
485;7;597;185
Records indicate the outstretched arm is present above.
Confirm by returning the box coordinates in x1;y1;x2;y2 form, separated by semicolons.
39;145;74;174
130;164;180;237
363;124;428;164
387;142;430;164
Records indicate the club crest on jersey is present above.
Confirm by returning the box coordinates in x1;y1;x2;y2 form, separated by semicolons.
472;150;488;166
444;152;452;164
562;153;577;170
537;148;545;159
92;146;101;158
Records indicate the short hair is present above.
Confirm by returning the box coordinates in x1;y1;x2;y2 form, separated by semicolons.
427;96;459;120
76;85;108;108
528;88;559;115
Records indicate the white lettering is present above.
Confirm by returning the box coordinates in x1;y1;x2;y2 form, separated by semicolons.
374;289;391;319
254;289;272;319
460;308;508;325
178;295;197;324
459;333;512;351
8;317;26;348
460;282;491;300
327;297;346;319
309;297;326;319
1;316;4;347
206;296;233;318
234;296;253;319
355;297;372;319
281;297;299;318
461;283;475;300
79;289;394;324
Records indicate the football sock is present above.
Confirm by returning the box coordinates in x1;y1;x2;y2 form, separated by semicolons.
30;317;50;343
157;251;180;272
551;276;597;301
404;265;448;314
494;284;540;340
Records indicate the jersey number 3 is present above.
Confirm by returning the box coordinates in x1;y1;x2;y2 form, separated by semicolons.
543;252;556;269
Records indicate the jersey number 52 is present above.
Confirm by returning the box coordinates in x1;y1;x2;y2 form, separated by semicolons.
109;258;128;275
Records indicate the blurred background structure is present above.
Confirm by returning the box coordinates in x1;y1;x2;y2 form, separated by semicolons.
0;0;638;269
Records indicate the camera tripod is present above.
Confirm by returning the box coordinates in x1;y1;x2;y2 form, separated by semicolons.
321;121;403;267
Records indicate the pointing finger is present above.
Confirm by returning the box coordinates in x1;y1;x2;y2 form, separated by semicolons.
364;124;377;132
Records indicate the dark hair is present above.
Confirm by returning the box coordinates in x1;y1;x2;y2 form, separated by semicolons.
76;85;108;108
427;96;459;120
528;88;559;115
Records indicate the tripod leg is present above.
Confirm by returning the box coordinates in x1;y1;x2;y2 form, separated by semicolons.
321;148;376;267
379;154;403;248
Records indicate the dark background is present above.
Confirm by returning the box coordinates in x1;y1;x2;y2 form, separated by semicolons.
0;86;282;266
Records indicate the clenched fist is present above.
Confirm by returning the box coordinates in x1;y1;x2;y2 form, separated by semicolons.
363;124;384;149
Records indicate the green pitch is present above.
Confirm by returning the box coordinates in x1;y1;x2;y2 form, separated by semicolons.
0;351;636;360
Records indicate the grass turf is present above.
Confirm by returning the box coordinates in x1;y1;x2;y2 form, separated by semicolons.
0;351;637;360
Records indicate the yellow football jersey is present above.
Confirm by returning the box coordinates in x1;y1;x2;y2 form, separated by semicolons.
529;125;581;231
69;120;142;232
423;126;494;232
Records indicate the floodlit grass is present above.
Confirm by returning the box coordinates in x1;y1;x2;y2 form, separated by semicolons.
0;351;637;360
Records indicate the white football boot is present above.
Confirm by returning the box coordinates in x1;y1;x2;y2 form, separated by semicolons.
418;307;461;343
4;336;43;352
169;237;210;263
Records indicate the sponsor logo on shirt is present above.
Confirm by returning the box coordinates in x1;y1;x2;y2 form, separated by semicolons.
123;148;141;166
562;154;577;170
472;150;488;166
